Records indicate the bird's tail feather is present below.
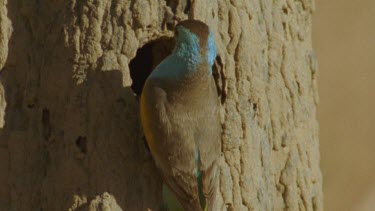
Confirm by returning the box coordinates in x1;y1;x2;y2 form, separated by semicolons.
197;170;206;209
162;184;185;211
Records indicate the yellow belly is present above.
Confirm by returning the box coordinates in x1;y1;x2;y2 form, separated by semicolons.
140;91;156;154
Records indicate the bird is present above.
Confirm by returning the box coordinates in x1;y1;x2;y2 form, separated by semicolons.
140;19;221;211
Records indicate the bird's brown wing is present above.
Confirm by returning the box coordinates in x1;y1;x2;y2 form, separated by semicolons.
141;78;204;211
196;76;221;211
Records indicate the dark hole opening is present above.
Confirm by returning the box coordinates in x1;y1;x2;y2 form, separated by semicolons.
75;136;87;154
166;0;177;13
129;37;175;97
42;108;51;140
212;56;226;104
184;1;192;14
252;103;258;112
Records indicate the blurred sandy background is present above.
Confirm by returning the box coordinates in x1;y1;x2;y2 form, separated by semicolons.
313;1;375;210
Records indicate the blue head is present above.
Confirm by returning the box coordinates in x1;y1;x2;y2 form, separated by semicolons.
173;20;217;72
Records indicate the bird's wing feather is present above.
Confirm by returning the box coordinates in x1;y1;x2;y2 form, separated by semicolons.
196;76;221;210
141;77;204;211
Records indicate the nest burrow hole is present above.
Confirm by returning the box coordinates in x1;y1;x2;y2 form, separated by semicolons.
129;37;175;97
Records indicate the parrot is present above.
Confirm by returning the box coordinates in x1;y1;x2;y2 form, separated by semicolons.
140;19;221;211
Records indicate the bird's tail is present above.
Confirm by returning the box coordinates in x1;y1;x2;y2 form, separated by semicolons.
196;150;207;210
162;150;207;211
162;184;185;211
197;170;207;210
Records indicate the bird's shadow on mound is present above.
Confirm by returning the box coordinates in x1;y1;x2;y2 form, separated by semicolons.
72;68;165;210
0;41;164;211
